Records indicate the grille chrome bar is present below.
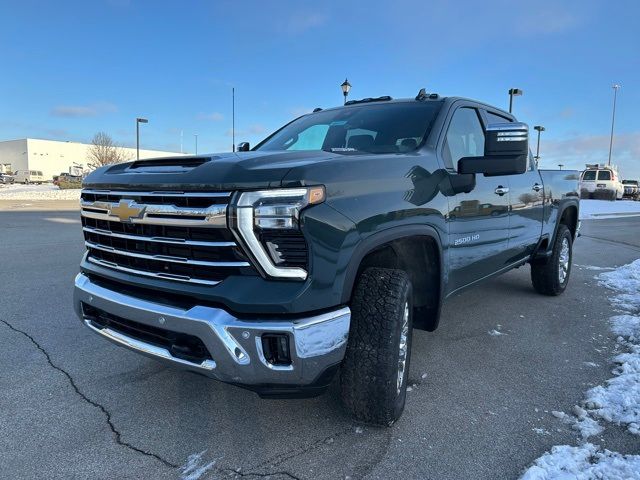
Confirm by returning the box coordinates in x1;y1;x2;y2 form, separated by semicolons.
82;189;231;198
80;188;253;286
86;256;221;286
80;200;226;227
82;226;236;248
85;240;250;268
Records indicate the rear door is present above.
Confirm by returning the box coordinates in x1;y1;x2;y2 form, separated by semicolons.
483;110;544;260
442;104;511;292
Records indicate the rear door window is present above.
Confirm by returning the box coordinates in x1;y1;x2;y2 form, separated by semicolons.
597;171;611;180
582;171;596;181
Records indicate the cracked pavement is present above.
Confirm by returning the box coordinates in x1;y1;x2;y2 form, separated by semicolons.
1;203;639;479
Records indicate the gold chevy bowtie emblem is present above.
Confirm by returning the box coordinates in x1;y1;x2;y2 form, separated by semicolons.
108;200;146;222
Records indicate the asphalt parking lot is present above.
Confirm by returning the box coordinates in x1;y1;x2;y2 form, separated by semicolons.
1;202;639;480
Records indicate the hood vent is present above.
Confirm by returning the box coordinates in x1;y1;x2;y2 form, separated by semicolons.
127;156;214;173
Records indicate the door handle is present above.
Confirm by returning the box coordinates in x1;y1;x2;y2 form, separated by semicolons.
494;186;509;196
532;183;543;192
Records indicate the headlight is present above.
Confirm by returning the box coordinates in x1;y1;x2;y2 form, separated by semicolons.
233;187;325;280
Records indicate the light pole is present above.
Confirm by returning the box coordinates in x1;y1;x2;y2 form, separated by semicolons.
194;134;198;155
136;117;148;160
508;88;523;114
608;84;621;166
232;87;236;152
534;125;545;164
558;164;564;170
341;78;351;105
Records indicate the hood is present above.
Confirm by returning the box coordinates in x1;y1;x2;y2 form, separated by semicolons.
82;150;339;191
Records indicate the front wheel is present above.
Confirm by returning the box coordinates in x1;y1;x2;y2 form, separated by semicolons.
340;267;413;426
531;224;573;296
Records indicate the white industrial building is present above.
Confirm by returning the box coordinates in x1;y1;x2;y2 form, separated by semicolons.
0;138;182;180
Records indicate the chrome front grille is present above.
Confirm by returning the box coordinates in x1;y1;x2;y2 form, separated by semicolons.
80;190;254;285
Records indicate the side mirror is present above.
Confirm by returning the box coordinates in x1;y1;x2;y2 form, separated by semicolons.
237;142;250;152
458;122;529;176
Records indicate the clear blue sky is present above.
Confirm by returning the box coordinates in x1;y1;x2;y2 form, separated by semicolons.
1;0;639;177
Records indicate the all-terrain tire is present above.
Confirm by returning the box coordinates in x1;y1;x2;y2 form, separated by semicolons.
340;267;413;426
531;224;573;296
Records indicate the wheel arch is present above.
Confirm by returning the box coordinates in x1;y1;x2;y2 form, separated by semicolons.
557;202;579;241
341;225;444;331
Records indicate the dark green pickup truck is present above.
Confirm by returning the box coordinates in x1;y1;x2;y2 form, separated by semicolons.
74;91;579;425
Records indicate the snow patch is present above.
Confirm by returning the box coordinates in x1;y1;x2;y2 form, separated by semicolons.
579;199;640;220
550;409;603;439
0;183;81;201
520;443;640;480
581;261;640;435
180;451;217;480
521;259;640;478
488;329;503;336
575;264;614;271
610;315;640;341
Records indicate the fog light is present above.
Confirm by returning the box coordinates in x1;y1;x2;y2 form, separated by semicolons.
261;334;291;366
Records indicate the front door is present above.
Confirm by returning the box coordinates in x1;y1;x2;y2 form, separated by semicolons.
443;106;512;292
483;110;544;262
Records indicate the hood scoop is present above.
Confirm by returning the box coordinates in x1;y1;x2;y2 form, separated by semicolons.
126;156;217;173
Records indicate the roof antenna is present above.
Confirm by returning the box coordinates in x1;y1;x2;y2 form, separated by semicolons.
415;88;428;101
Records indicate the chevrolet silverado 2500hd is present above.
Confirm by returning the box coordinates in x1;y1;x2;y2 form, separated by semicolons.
74;91;580;426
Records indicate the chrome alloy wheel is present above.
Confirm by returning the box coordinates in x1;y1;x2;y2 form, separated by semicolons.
558;237;570;284
397;302;410;395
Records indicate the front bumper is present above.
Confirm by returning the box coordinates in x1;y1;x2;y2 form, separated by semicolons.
74;273;350;394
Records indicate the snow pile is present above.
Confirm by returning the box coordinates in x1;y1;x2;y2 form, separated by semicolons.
598;259;640;313
579;199;640;220
0;184;81;201
582;263;640;436
520;259;640;479
521;444;640;480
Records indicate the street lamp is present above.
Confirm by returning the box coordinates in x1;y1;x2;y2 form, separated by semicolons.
341;78;352;105
608;84;621;166
136;117;148;160
533;125;545;164
558;164;564;170
508;88;523;114
194;134;198;155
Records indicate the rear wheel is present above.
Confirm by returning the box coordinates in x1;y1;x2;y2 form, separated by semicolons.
340;267;413;426
531;224;572;296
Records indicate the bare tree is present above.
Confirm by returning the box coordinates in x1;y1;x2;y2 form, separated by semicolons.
87;132;130;168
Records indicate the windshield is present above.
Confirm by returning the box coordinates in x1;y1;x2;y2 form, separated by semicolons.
622;180;637;185
255;101;442;154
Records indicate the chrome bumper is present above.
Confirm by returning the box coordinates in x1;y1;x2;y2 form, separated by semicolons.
73;273;350;387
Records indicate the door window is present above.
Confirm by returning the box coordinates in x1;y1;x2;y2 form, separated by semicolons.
444;108;485;169
597;170;611;181
486;111;512;125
